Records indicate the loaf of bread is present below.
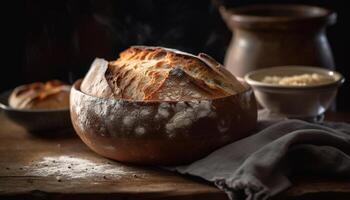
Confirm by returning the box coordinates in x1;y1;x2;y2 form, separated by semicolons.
9;80;71;110
72;46;257;164
81;46;246;101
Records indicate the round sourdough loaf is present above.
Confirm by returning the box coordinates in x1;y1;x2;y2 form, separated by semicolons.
80;46;247;101
71;46;257;165
9;80;70;110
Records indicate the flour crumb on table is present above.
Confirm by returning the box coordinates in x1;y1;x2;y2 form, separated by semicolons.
24;156;129;179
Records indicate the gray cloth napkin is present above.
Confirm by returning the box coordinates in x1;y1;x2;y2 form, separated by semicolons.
170;119;350;200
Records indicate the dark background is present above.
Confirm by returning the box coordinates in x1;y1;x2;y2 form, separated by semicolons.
1;0;349;111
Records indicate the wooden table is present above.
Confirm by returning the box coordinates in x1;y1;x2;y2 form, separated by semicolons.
0;112;349;200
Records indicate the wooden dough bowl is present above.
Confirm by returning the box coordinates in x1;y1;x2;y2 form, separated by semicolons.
70;79;257;165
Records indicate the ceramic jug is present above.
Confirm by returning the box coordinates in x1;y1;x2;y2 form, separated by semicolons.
219;4;337;77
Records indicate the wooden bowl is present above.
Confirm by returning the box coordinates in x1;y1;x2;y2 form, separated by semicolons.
70;79;257;165
0;90;72;132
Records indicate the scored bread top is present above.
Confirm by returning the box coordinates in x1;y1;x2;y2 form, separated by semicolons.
81;46;247;101
9;80;71;109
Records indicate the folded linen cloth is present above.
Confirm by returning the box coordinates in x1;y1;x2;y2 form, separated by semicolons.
170;119;350;200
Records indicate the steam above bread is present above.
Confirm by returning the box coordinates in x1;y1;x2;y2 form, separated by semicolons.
81;46;246;101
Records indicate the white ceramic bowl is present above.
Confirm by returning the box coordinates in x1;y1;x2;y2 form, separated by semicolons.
244;66;344;118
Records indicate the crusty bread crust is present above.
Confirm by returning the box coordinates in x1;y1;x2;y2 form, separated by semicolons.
82;46;246;101
9;80;70;109
81;58;113;98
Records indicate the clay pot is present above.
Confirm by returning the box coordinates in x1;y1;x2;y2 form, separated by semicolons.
219;4;337;77
70;79;257;165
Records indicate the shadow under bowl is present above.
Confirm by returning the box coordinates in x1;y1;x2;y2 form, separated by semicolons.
70;79;257;165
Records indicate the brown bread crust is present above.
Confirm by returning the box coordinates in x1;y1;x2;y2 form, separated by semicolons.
9;80;70;110
82;46;246;101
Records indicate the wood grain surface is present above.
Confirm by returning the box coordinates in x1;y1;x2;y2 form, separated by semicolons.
0;112;349;200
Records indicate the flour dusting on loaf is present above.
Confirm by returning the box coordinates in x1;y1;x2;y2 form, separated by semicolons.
81;46;246;100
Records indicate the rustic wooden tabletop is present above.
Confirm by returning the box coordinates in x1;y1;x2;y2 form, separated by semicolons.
0;112;349;200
